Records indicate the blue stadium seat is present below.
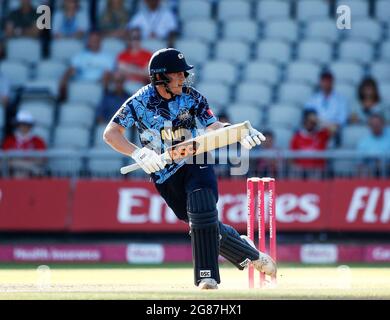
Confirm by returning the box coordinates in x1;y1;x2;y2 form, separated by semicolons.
36;60;67;80
330;61;364;85
376;0;390;23
7;38;41;64
202;61;237;85
197;82;230;110
268;105;301;130
338;41;374;65
277;83;313;106
218;0;251;21
243;61;280;86
378;82;390;105
334;82;357;104
59;105;95;128
175;40;209;66
286;61;321;85
272;126;294;149
256;0;290;21
264;20;299;42
19;102;54;128
380;41;390;60
215;40;250;64
142;39;166;53
179;0;212;20
183;19;218;43
227;104;263;129
298;40;333;64
236;82;272;106
68;81;103;106
53;126;90;149
370;62;390;82
347;19;383;43
336;0;369;18
305;19;340;43
51;39;84;62
341;125;371;149
256;40;291;64
223;20;258;43
0;61;29;87
296;0;329;21
101;37;126;57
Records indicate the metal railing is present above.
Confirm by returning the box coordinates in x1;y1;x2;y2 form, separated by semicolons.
0;149;389;179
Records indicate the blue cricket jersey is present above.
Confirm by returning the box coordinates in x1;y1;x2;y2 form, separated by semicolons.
112;84;217;183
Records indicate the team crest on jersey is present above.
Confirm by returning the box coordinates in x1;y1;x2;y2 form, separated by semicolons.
177;109;191;122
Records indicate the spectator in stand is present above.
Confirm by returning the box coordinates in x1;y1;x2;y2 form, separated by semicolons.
350;77;386;124
52;0;89;39
2;110;46;178
4;0;40;38
290;109;336;178
96;72;128;124
99;0;129;38
304;71;349;147
256;130;279;178
127;0;178;47
117;28;152;85
357;113;390;177
59;32;115;100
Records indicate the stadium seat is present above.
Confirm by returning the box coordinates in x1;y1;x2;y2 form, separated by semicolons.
6;38;41;64
215;41;250;64
53;126;90;149
0;61;29;87
236;83;272;106
336;0;369;18
298;40;333;65
101;37;126;57
378;82;390;104
370;62;390;82
32;126;51;145
183;19;218;43
330;62;364;85
59;105;95;128
243;61;280;86
223;20;258;43
256;0;290;21
68;81;103;106
272;127;294;149
93;124;108;147
264;20;299;43
8;0;43;10
196;82;230;110
346;19;382;43
380;41;390;60
338;41;374;65
277;83;313;106
334;82;356;103
286;61;321;85
19;103;54;128
256;40;291;64
227;104;263;128
175;40;209;66
218;0;251;21
179;0;212;20
48;148;84;176
305;19;340;43
88;145;124;176
36;60;67;80
142;39;166;53
22;79;60;98
296;0;329;21
341;125;371;149
268;105;301;130
51;39;84;62
202;61;237;85
376;0;390;22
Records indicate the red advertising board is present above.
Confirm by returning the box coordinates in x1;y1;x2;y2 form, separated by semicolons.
0;178;389;232
0;179;70;230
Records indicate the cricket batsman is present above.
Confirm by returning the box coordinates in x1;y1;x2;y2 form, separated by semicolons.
103;48;276;289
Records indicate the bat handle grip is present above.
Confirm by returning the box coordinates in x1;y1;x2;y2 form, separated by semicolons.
120;152;171;175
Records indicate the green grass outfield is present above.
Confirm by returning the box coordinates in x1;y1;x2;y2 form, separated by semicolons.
0;263;390;300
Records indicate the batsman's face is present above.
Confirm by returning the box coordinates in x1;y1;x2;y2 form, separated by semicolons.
166;72;185;95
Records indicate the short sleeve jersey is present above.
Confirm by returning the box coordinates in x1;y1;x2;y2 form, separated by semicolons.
112;84;217;183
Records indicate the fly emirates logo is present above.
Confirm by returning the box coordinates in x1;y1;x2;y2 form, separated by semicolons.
346;187;390;223
116;188;321;224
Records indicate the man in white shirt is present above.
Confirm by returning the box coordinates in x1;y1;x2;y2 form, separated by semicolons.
304;71;349;146
127;0;178;46
59;32;115;100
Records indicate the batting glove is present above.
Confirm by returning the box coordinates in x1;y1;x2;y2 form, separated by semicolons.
240;127;266;150
131;147;167;174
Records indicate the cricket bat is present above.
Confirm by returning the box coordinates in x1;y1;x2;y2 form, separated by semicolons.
120;120;253;174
